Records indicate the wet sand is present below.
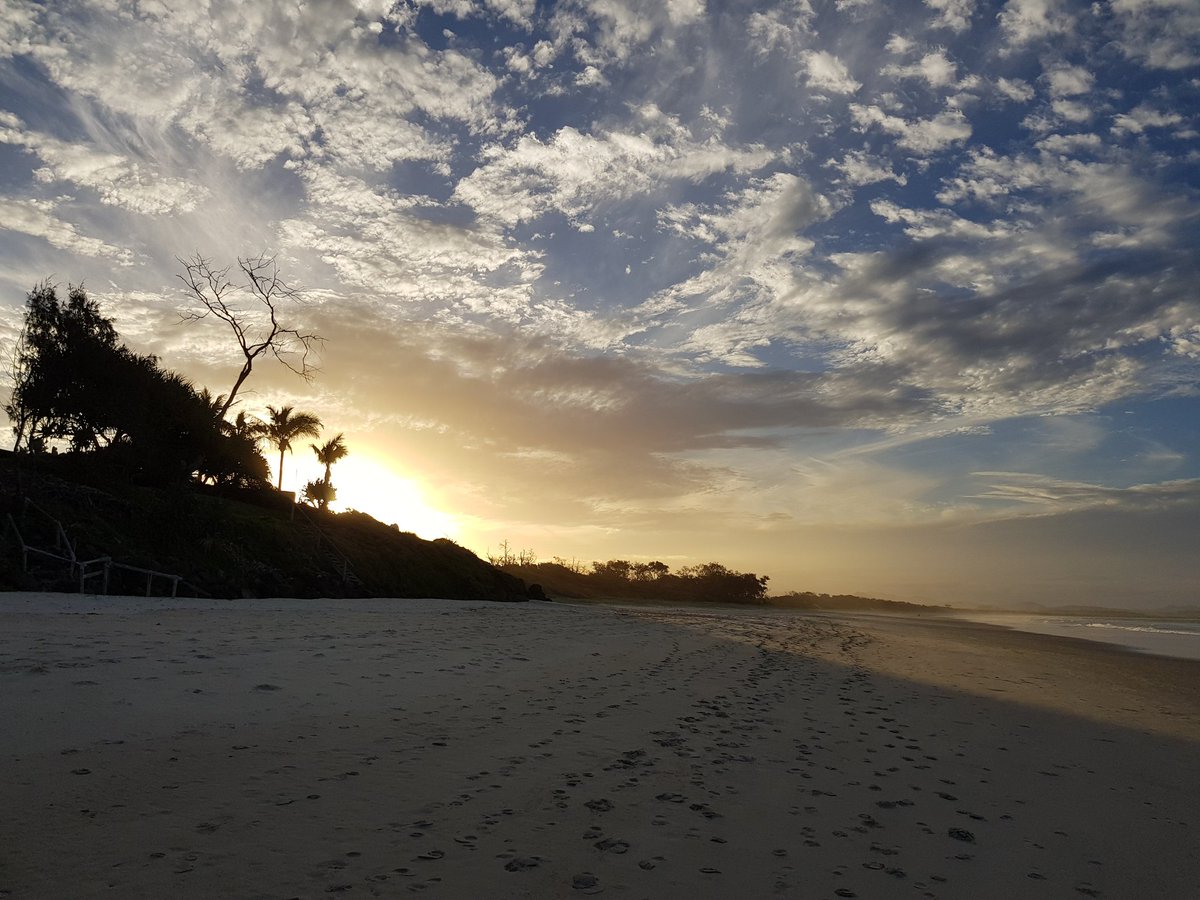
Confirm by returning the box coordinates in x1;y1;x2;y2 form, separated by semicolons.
1;594;1197;899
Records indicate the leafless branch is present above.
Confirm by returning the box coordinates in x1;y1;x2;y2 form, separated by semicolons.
176;253;324;419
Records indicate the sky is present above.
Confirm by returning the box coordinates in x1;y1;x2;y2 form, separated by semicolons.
0;0;1197;608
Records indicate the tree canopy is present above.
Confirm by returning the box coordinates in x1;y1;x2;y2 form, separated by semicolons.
4;282;269;487
259;404;322;491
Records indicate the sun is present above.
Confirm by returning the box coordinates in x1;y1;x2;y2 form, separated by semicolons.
324;454;458;541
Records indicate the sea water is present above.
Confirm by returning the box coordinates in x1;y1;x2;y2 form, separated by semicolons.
961;614;1200;662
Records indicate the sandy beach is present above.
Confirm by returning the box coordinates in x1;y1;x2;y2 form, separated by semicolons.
1;595;1198;899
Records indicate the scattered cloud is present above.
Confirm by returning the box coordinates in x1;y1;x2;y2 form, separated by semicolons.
0;0;1196;601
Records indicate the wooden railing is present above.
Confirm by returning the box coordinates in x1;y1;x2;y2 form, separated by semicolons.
3;498;205;597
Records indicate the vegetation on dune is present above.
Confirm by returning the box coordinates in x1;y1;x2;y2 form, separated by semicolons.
0;275;526;602
0;460;527;600
491;546;770;606
492;544;944;612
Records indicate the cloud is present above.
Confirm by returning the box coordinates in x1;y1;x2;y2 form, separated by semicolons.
850;104;973;154
970;471;1200;515
827;149;908;186
995;77;1034;102
277;164;539;318
1045;65;1094;97
652;173;836;335
20;0;503;175
453;109;777;228
803;50;861;95
1111;104;1185;135
924;0;975;32
548;0;706;69
882;49;962;89
0;113;206;215
0;196;133;263
997;0;1072;47
1110;0;1200;70
747;2;815;56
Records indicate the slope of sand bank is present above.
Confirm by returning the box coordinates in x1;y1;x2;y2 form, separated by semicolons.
1;594;1197;899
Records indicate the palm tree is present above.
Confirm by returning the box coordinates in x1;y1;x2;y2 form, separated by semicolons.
310;433;348;511
259;404;322;491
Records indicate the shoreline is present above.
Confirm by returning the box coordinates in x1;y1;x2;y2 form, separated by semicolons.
2;593;1197;898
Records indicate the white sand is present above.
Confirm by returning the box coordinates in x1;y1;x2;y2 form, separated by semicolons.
1;594;1198;898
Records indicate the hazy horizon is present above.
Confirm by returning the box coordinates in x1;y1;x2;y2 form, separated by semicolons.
0;1;1197;607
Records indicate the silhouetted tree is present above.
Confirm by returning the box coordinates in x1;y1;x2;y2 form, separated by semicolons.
301;478;335;509
259;404;322;491
678;562;769;604
177;254;323;418
632;561;670;581
592;559;633;581
312;433;347;484
5;282;120;451
3;281;270;487
309;436;348;513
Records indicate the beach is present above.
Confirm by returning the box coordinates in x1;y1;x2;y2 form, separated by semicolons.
1;595;1198;899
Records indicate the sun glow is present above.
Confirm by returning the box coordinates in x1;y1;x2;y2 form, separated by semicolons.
324;454;458;541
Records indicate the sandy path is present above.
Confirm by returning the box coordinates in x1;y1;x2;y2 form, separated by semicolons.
1;595;1197;899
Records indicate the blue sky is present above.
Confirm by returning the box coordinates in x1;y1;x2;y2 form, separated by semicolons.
0;0;1197;606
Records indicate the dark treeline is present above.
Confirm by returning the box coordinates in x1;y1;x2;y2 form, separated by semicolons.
5;282;270;487
770;591;946;613
495;553;770;605
3;279;345;508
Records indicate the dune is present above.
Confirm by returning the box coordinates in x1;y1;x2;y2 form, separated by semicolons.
1;593;1197;898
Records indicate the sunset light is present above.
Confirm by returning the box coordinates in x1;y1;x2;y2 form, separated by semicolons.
0;0;1196;606
327;454;458;542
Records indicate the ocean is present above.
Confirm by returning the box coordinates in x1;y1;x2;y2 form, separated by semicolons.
959;613;1200;662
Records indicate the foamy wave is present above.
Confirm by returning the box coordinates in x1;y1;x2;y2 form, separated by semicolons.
1069;622;1200;637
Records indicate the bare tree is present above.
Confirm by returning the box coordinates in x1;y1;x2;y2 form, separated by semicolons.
177;253;323;419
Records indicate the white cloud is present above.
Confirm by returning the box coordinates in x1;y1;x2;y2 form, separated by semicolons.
1111;104;1185;134
925;0;975;32
0;113;207;215
803;50;861;95
1046;65;1094;97
748;2;815;56
827;149;908;186
997;0;1071;46
850;104;973;154
1035;132;1103;154
453;110;776;227
937;148;1190;248
995;77;1034;102
0;196;133;263
649;174;836;361
276;163;538;316
0;2;40;57
1050;98;1093;123
882;49;960;89
1111;0;1200;70
22;0;503;176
